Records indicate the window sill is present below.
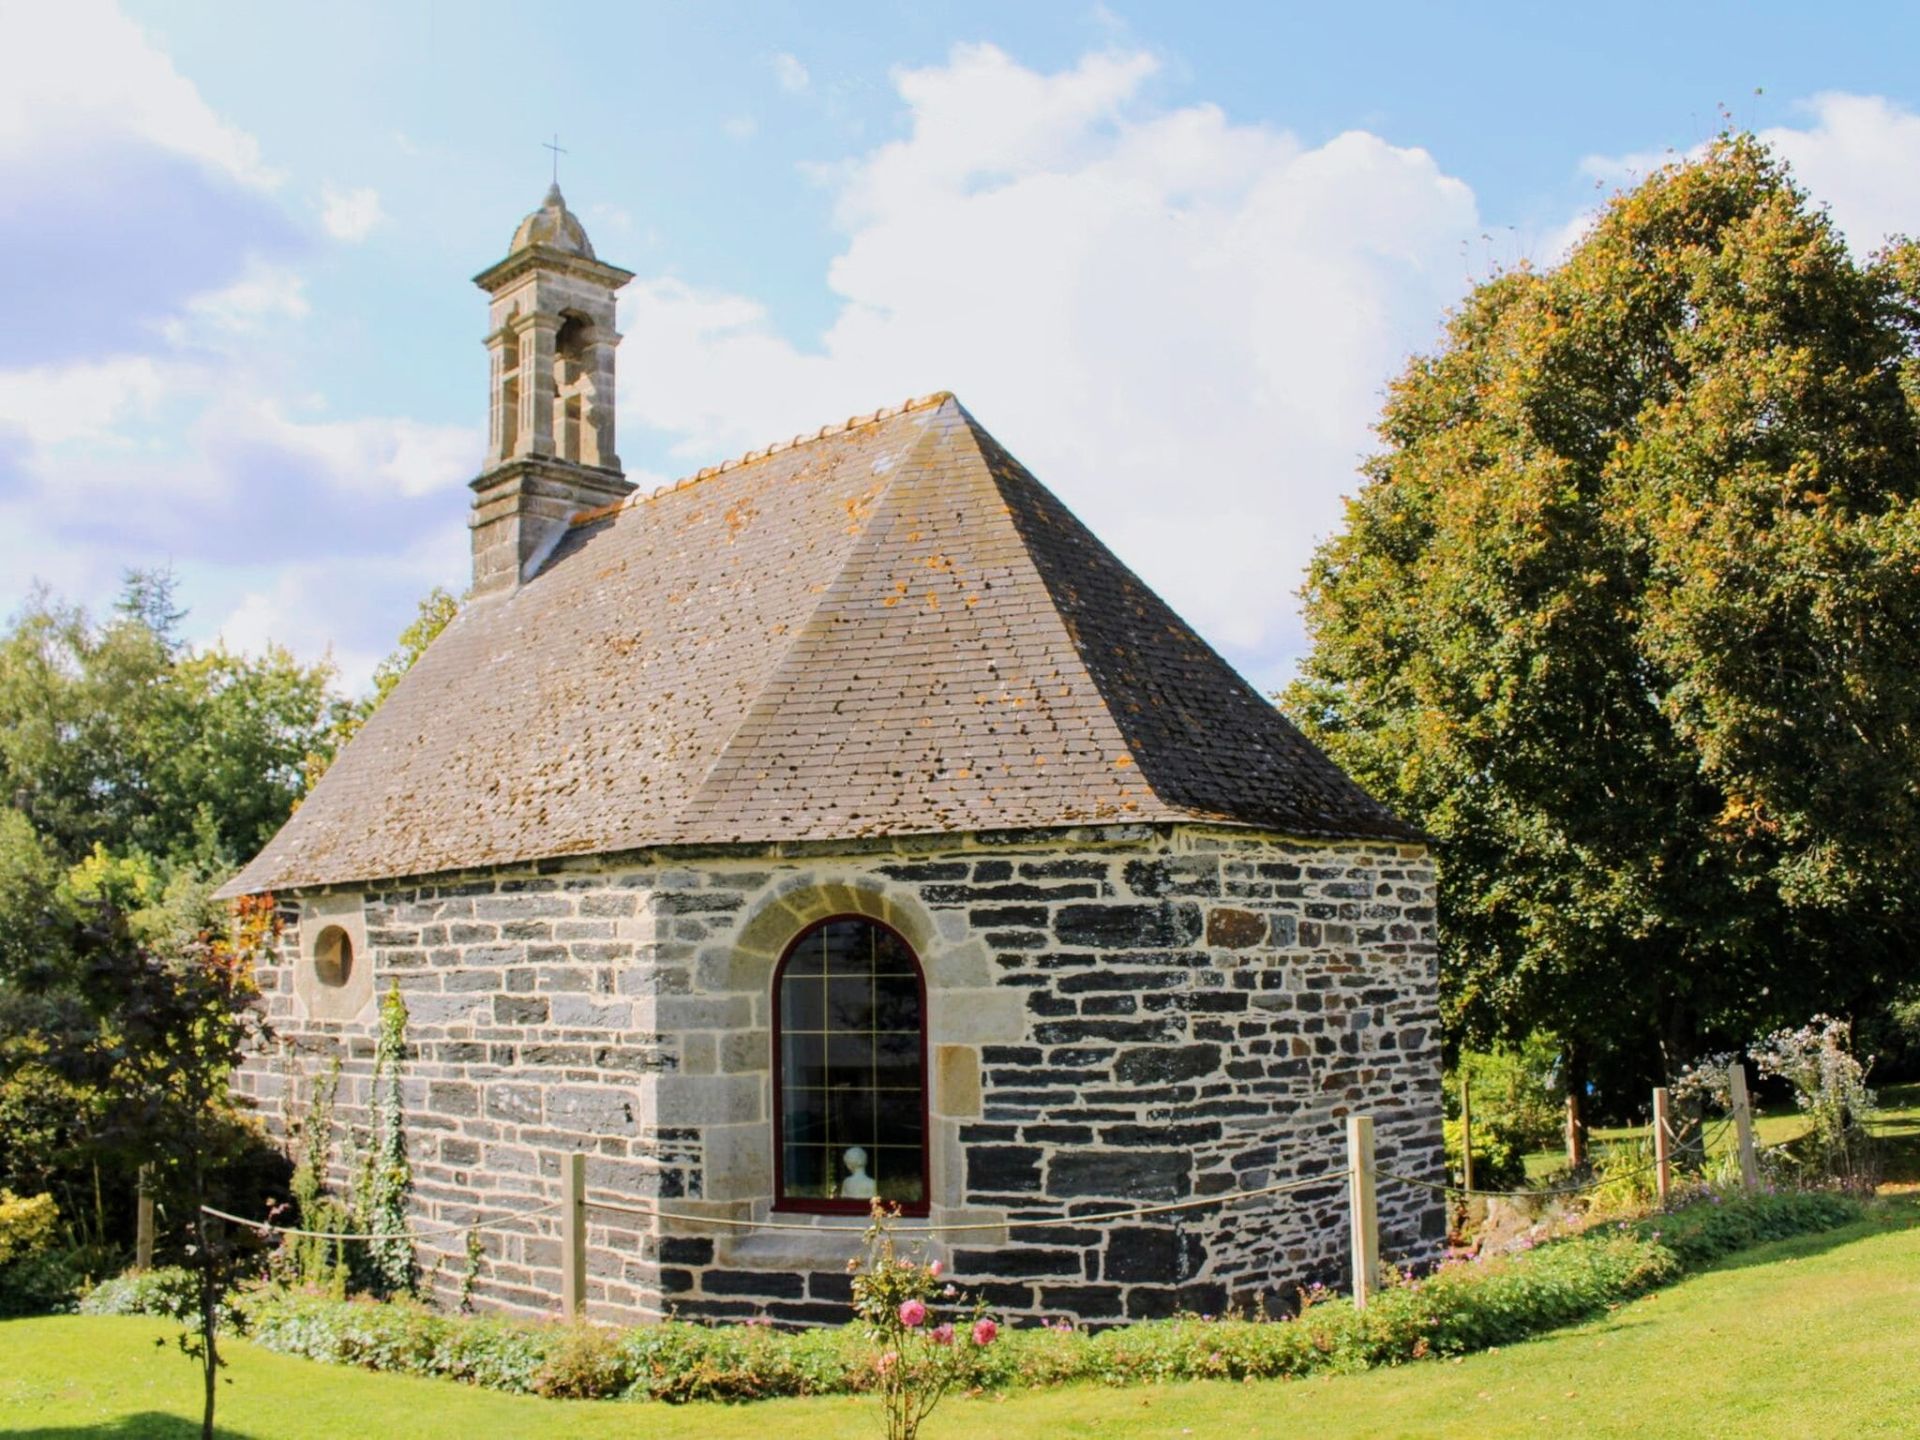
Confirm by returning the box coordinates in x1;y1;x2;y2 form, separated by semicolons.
720;1223;872;1272
771;1201;931;1219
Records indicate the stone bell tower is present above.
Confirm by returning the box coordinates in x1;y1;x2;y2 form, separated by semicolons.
468;184;636;594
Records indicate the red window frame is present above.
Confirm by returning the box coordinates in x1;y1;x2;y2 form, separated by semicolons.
770;914;931;1216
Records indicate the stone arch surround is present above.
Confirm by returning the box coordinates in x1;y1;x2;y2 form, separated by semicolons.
685;868;1017;1261
730;873;941;984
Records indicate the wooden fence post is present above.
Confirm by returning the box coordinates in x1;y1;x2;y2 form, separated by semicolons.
1565;1093;1588;1171
1460;1074;1475;1194
1347;1114;1379;1311
1728;1063;1761;1192
561;1151;586;1319
1652;1088;1672;1207
135;1164;154;1271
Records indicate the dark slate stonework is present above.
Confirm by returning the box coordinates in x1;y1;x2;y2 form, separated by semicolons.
237;826;1443;1325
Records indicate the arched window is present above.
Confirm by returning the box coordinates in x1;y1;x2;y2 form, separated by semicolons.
773;916;928;1213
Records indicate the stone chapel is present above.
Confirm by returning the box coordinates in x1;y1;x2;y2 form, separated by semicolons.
222;184;1445;1325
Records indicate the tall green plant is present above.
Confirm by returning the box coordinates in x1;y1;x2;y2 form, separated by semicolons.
282;1059;351;1298
363;984;414;1297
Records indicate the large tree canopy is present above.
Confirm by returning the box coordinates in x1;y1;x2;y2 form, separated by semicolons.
0;572;452;1245
0;574;340;871
1285;134;1920;1082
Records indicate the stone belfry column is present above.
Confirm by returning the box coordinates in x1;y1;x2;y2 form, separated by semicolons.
518;312;559;459
583;327;620;471
467;184;636;596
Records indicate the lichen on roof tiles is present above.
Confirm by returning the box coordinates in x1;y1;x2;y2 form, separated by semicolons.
220;395;1415;896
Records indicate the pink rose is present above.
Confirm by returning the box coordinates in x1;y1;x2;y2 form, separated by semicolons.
876;1351;897;1374
930;1323;955;1346
928;1260;943;1278
972;1318;998;1346
898;1298;927;1328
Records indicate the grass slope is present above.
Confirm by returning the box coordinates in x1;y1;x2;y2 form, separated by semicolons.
4;1200;1916;1439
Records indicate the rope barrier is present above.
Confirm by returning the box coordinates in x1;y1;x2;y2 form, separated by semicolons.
1657;1114;1735;1149
1384;1150;1672;1202
199;1198;563;1244
200;1173;1339;1245
585;1171;1341;1236
205;1103;1853;1249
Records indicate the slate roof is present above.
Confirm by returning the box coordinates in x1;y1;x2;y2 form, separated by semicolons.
222;394;1417;896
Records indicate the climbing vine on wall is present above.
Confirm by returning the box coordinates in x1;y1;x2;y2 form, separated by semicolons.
284;1057;351;1298
359;982;415;1297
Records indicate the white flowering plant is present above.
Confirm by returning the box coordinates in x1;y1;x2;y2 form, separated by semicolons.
1673;1016;1877;1188
1749;1015;1877;1185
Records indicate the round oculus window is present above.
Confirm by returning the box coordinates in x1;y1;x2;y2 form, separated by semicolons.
313;925;353;989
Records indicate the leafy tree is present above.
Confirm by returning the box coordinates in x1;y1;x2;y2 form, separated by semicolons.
0;572;341;867
56;894;279;1440
0;573;336;1275
1285;134;1920;1107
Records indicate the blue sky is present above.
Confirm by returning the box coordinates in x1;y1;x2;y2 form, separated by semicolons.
5;2;1918;692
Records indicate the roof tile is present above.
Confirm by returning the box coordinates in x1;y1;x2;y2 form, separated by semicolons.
222;396;1415;895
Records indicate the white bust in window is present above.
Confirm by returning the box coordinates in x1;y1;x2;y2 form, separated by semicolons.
841;1146;876;1199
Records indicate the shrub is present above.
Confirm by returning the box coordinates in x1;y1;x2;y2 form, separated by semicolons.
1446;1035;1565;1150
1750;1017;1878;1187
0;1250;90;1316
82;1266;200;1322
1582;1137;1661;1216
0;1189;90;1316
242;1189;1863;1405
1632;1188;1859;1269
1443;1116;1528;1191
0;1190;57;1266
532;1324;628;1399
81;1264;251;1332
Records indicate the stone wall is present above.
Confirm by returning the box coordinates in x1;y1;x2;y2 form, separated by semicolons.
237;824;1443;1326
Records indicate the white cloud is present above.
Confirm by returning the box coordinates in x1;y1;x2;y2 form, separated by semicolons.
218;403;478;501
0;1;467;694
0;385;475;547
1572;93;1920;262
0;355;176;450
169;259;311;342
0;0;274;185
617;43;1479;687
210;526;469;691
723;114;759;142
772;52;810;94
321;184;384;242
1760;93;1920;255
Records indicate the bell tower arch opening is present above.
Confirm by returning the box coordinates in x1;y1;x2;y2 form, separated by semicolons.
554;311;592;465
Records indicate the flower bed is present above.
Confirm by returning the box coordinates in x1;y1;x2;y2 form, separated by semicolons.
110;1189;1862;1404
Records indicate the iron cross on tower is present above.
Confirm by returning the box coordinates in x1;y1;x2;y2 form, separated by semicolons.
543;134;567;185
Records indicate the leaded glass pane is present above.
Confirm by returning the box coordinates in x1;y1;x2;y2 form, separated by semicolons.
776;917;926;1205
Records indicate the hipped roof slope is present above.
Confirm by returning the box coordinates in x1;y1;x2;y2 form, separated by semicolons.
222;395;1415;896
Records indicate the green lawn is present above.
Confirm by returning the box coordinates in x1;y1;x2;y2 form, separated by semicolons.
5;1199;1919;1438
1521;1079;1920;1183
